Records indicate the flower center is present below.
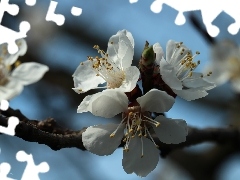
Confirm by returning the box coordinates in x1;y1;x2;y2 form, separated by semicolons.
109;106;160;157
87;45;125;89
171;42;212;81
0;61;9;85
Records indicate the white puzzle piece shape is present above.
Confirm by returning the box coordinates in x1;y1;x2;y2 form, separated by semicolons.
16;151;49;180
147;0;240;37
0;162;16;180
0;0;30;54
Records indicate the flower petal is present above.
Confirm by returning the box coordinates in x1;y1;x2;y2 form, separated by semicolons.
160;58;182;90
122;137;159;177
107;30;134;69
125;30;134;48
166;40;191;65
173;88;208;101
136;89;175;113
118;66;140;92
204;63;231;86
166;40;176;62
0;80;23;101
72;60;106;93
10;62;49;85
153;115;188;144
153;43;164;65
77;89;128;118
1;39;27;66
82;124;125;156
182;72;216;90
118;39;134;69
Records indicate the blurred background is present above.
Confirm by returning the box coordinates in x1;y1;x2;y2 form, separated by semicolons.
0;0;240;179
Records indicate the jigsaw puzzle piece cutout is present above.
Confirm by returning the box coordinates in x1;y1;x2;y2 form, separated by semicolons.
0;100;9;111
0;100;19;136
16;151;49;180
25;0;37;6
71;7;82;17
0;0;19;22
129;0;138;3
150;0;163;13
175;12;186;25
46;1;65;26
223;2;240;35
0;116;19;136
0;21;30;54
0;162;16;180
200;5;222;37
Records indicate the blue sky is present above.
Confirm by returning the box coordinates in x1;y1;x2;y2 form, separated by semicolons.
1;0;240;179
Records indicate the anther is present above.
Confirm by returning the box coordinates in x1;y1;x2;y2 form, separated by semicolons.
155;122;160;127
14;60;21;67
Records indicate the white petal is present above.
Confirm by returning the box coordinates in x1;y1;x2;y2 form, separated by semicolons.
136;89;175;113
122;137;159;177
10;62;49;85
166;40;176;62
118;40;134;69
0;80;23;101
77;89;128;118
166;40;191;65
125;30;134;48
72;60;106;93
173;89;208;101
153;43;164;65
160;58;182;90
76;94;93;113
182;72;215;90
107;30;134;68
118;66;140;92
204;63;231;86
1;39;27;66
153;116;188;144
82;124;125;156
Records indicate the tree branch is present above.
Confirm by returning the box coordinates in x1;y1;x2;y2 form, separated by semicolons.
1;107;240;155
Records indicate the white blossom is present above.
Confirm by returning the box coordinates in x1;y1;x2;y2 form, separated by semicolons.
72;29;140;94
154;40;215;101
79;89;187;177
204;40;240;92
0;39;49;101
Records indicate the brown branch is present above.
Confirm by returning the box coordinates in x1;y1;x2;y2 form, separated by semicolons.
1;107;240;154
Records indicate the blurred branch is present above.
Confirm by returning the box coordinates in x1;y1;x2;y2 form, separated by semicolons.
169;143;239;180
1;106;240;153
189;13;216;45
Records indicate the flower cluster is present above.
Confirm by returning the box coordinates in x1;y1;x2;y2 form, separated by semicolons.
73;30;215;177
72;30;139;93
153;41;215;101
0;39;49;101
204;40;240;92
